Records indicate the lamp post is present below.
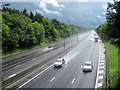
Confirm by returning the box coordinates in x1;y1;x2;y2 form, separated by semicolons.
77;30;78;43
60;27;65;50
64;37;65;50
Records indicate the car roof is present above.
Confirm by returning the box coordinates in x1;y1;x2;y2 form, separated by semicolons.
85;61;92;64
57;58;64;61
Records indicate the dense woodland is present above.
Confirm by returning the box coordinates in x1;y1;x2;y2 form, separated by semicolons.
96;1;120;47
2;7;81;53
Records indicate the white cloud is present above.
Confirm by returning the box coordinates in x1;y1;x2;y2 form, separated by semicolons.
1;0;114;2
47;0;60;7
113;9;116;13
114;0;120;1
102;4;107;10
43;8;51;13
39;0;46;8
101;12;106;15
60;4;65;8
78;0;87;2
37;0;64;15
57;0;113;2
97;15;101;18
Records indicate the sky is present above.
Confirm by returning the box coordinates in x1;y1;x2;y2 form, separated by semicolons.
2;0;114;28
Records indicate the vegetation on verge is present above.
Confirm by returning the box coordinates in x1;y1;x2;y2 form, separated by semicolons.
96;1;120;88
105;42;119;88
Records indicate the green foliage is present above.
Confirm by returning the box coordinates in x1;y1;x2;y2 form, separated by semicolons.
52;28;59;41
32;21;45;43
2;7;86;54
96;1;120;46
105;42;119;88
2;23;18;52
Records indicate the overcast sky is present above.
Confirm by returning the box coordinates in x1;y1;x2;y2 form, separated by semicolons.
2;0;114;28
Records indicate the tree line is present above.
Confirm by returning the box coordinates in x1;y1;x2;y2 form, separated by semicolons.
2;7;80;53
96;1;120;47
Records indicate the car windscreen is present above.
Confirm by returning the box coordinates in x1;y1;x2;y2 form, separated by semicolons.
56;59;62;62
85;63;91;66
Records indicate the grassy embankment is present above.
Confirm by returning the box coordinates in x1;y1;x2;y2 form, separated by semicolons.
105;42;119;88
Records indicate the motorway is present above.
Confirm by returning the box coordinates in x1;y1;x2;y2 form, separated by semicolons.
16;30;99;88
3;31;87;80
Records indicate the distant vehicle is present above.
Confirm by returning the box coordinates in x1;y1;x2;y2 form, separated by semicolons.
83;61;93;72
54;58;65;68
94;36;98;42
90;38;92;41
48;45;53;48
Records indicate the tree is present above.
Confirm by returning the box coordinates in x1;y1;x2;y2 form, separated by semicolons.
2;23;18;52
32;21;45;43
22;8;28;17
106;1;120;45
33;12;43;23
29;11;34;20
51;28;59;41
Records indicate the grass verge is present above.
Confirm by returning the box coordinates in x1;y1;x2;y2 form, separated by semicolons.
105;42;119;88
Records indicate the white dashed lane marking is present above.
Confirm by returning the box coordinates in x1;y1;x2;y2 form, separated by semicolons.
95;40;106;88
65;65;67;68
99;70;104;74
98;76;103;80
50;77;55;82
80;65;83;68
99;66;104;69
72;78;76;84
14;65;20;68
32;58;36;60
98;83;103;87
100;60;105;63
100;63;104;66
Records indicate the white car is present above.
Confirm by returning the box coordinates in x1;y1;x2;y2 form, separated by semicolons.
48;45;53;48
83;61;93;72
54;58;65;68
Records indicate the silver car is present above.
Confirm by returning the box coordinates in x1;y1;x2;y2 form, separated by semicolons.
54;58;65;68
83;61;93;72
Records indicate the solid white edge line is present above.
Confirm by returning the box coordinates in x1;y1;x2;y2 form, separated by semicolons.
16;64;53;90
50;77;55;82
8;74;16;78
95;41;100;89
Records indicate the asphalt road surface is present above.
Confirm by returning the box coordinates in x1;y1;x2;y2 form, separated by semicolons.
3;31;88;80
17;30;99;88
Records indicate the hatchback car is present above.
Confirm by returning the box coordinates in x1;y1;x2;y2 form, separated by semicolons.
83;61;93;72
54;58;65;68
